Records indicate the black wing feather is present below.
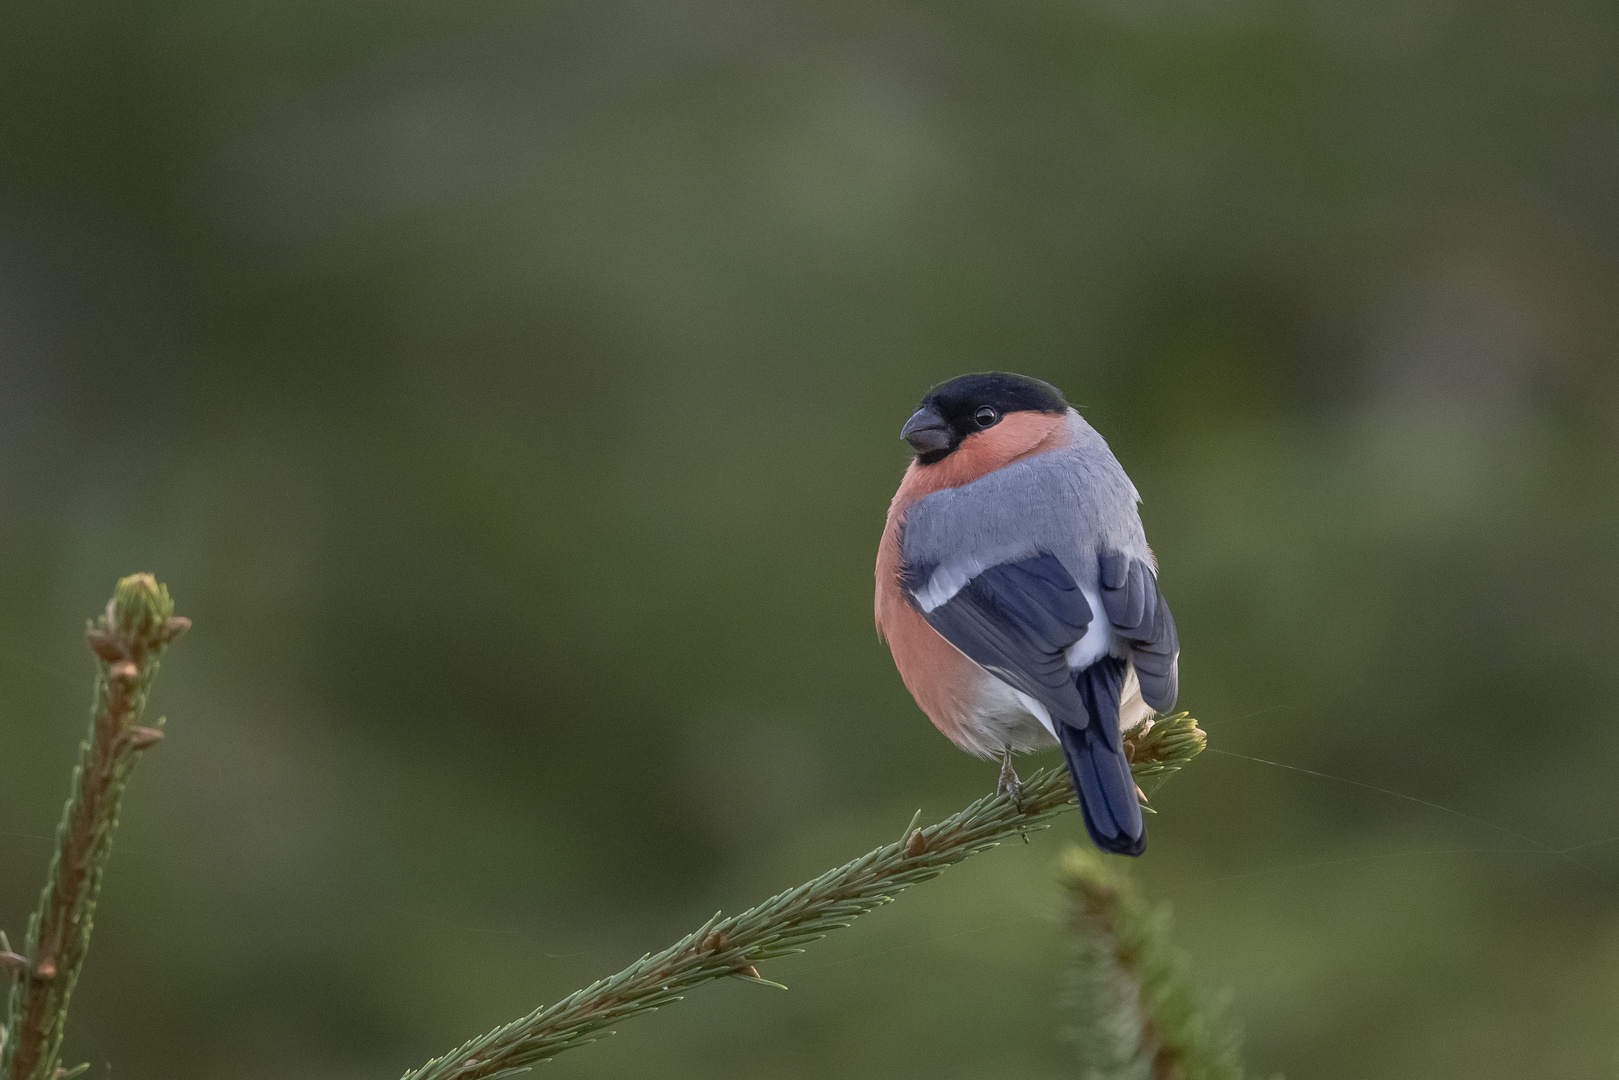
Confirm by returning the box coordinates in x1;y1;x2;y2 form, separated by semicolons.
1098;552;1180;712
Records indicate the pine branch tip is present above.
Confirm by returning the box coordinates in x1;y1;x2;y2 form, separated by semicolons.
4;575;186;1080
1125;712;1207;780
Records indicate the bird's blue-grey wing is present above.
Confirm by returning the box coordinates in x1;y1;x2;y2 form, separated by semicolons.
902;551;1094;730
1097;551;1179;711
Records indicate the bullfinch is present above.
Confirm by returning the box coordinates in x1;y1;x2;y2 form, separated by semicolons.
875;373;1179;856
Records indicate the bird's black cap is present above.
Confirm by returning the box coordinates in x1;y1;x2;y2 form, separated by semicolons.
902;373;1069;463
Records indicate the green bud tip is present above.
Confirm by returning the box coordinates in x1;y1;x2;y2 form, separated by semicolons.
111;573;175;643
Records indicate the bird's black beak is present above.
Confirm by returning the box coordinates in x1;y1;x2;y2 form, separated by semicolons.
901;406;952;456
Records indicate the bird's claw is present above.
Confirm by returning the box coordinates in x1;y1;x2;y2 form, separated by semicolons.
996;746;1023;808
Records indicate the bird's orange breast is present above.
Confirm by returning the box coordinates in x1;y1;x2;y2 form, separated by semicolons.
875;411;1069;750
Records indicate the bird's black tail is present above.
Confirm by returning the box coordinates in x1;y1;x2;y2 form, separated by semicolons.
1058;656;1145;856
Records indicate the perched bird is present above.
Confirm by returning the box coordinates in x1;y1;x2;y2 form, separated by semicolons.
875;373;1179;856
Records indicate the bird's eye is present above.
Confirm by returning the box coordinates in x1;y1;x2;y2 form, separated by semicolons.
973;406;999;428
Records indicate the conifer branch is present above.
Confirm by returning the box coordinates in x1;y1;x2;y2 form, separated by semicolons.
0;576;188;1080
403;714;1208;1080
1058;843;1248;1080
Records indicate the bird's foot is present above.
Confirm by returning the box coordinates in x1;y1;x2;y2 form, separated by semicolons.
996;746;1023;808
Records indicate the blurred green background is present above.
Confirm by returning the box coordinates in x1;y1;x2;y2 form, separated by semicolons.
2;1;1618;1077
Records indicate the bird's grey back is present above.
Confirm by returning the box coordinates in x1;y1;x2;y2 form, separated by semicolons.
900;411;1152;590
